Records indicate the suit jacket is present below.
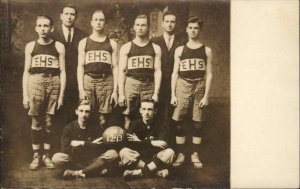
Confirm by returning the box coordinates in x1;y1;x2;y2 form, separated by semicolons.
52;26;87;91
152;34;185;82
151;34;185;130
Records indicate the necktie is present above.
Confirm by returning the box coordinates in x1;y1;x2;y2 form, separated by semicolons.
67;28;71;44
167;36;172;50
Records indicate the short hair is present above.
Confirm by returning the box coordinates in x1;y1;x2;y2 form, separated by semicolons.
162;10;177;21
134;14;149;26
187;16;203;29
140;99;157;109
76;99;91;109
61;4;78;16
36;15;54;26
90;9;105;20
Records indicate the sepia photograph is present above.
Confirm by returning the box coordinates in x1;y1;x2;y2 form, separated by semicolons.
1;0;227;188
1;0;299;188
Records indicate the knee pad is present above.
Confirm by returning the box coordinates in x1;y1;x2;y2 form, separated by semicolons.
193;121;203;137
102;149;118;160
99;115;106;127
173;121;185;137
31;122;42;130
45;119;52;133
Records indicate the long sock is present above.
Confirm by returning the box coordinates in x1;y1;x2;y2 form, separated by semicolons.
141;165;153;176
44;131;52;146
152;157;165;170
82;157;106;176
177;143;185;154
31;129;42;153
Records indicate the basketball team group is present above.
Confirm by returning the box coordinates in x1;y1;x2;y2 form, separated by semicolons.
22;4;213;179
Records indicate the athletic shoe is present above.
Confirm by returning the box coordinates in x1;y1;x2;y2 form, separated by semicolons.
43;155;56;169
191;152;203;169
63;170;85;179
122;169;142;178
29;153;41;170
172;153;185;167
100;168;108;175
156;169;169;178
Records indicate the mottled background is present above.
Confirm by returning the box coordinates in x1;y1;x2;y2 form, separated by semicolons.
3;0;229;101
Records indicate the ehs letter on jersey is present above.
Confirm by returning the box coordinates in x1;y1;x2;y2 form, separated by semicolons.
85;50;112;64
179;58;206;71
127;55;154;70
31;54;59;68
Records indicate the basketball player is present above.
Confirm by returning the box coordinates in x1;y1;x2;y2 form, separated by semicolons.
118;14;162;130
171;16;213;169
52;100;118;179
22;15;66;170
119;100;175;178
77;10;118;130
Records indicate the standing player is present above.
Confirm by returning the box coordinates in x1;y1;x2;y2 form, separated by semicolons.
53;4;87;123
119;100;175;178
171;16;213;169
77;10;118;130
22;15;66;170
118;14;162;130
152;10;184;142
52;100;118;179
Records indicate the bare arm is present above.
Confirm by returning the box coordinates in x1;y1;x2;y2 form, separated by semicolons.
56;41;66;109
22;42;34;109
170;46;183;106
118;42;130;107
200;47;213;107
77;38;88;100
110;39;118;105
152;44;162;102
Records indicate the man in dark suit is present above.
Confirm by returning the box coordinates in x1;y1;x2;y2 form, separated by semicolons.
151;10;184;143
53;4;87;123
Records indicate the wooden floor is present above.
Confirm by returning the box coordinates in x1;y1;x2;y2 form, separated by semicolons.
1;90;230;188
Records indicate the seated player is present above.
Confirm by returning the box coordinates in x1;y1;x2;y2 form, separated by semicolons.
119;99;175;178
52;100;118;179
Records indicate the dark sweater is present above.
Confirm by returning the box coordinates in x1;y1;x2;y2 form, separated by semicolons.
61;120;105;162
126;118;167;157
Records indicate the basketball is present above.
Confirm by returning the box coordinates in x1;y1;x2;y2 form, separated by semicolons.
102;126;127;147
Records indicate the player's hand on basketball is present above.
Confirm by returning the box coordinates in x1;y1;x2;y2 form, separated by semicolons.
71;140;84;147
92;137;103;144
118;94;126;107
151;140;167;149
170;96;178;106
152;93;159;102
23;96;29;109
127;133;141;142
79;90;88;100
199;97;209;108
110;92;118;107
57;96;64;110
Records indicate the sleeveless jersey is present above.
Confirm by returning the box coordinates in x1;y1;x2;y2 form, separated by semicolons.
84;37;112;75
126;41;155;80
179;45;207;80
29;40;60;75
